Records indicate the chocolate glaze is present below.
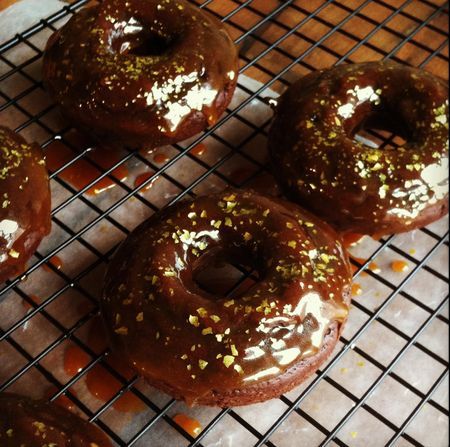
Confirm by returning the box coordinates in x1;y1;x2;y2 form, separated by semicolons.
0;127;51;283
269;61;449;235
0;393;111;446
102;190;351;406
43;0;239;149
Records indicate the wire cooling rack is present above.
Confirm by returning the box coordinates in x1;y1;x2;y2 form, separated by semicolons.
0;0;448;446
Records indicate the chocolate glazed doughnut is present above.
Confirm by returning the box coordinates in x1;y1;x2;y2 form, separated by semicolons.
0;127;51;283
0;393;111;446
102;190;351;407
43;0;239;148
269;61;449;236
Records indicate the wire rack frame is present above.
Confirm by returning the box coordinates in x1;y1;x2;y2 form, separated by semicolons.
0;0;448;446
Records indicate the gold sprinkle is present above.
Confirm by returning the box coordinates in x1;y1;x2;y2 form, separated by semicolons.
243;232;253;241
6;429;13;437
223;299;235;308
114;326;128;335
234;364;244;375
263;209;270;217
223;193;236;201
286;222;294;229
196;307;208;318
188;212;197;219
136;312;144;322
200;210;208;218
223;355;235;368
181;354;188;360
189;315;200;327
215;334;224;342
8;249;20;259
216;353;223;359
198;359;208;370
231;344;239;356
202;327;213;335
210;315;221;323
288;241;297;249
32;421;46;433
225;217;233;227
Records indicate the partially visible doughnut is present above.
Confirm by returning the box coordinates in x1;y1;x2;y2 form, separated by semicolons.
0;127;51;283
0;393;111;446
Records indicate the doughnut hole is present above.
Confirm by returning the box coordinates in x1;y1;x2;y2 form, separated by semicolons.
351;108;409;151
110;18;180;56
190;247;263;300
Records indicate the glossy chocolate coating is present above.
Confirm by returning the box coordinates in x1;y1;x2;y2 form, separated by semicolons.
43;0;239;149
269;61;449;235
0;393;111;446
0;127;51;283
102;190;351;406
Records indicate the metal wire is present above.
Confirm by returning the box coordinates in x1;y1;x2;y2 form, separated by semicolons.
0;1;448;446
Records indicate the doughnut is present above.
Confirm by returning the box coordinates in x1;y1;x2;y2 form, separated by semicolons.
102;190;351;407
0;127;51;283
0;393;111;446
42;0;239;149
268;61;449;236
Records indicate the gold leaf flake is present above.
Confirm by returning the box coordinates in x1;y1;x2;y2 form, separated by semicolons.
223;355;235;368
189;315;200;327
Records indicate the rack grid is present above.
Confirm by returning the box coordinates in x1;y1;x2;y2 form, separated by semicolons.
0;0;448;446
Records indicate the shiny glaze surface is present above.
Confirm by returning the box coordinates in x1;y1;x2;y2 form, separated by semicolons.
43;0;239;148
0;127;51;282
269;62;449;235
102;190;351;406
0;393;111;446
